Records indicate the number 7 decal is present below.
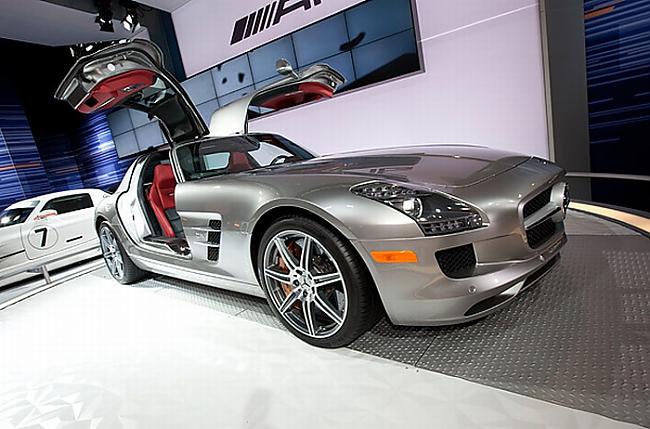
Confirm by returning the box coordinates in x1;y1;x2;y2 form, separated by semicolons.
34;227;48;248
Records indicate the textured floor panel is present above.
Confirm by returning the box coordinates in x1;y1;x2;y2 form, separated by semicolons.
350;235;650;428
565;210;639;236
152;276;266;316
150;276;285;330
237;307;285;329
605;250;650;290
344;318;436;366
100;215;649;427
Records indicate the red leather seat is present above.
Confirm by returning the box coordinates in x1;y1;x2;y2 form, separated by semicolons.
147;164;179;238
228;152;253;173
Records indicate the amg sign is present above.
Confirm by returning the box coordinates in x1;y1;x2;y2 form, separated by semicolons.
230;0;323;45
173;0;363;75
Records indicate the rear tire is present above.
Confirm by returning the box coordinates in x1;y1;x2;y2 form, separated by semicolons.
257;215;381;348
98;222;147;284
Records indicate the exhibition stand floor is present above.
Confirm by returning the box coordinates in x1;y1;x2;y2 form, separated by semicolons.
0;211;648;428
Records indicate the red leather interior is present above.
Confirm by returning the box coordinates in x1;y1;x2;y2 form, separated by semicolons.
147;164;177;238
260;82;334;110
228;152;253;173
78;69;156;114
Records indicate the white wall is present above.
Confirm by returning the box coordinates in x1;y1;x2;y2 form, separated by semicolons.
173;0;366;77
173;0;549;158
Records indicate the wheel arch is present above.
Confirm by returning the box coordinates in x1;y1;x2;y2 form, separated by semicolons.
250;206;334;276
249;205;384;312
95;215;110;232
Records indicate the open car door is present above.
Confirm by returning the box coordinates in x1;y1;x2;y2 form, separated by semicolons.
209;59;345;137
55;39;208;144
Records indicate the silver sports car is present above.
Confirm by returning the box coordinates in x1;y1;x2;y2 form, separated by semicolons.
56;40;568;347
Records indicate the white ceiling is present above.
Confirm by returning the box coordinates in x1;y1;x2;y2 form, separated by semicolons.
136;0;194;12
0;0;149;46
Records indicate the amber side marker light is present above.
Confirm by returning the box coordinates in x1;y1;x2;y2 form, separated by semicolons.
371;250;418;264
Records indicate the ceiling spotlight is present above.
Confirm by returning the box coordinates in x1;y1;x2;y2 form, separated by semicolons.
95;0;114;32
122;12;140;32
120;0;141;33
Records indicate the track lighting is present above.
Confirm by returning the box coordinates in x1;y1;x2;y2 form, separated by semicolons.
120;0;141;33
95;0;114;32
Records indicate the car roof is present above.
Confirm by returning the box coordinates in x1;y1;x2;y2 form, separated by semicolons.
172;132;275;150
6;189;105;209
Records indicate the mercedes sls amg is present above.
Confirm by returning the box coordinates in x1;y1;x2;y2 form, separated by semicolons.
55;40;568;347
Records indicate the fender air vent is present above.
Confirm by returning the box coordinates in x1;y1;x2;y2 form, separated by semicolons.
207;246;220;261
208;231;220;244
206;219;222;261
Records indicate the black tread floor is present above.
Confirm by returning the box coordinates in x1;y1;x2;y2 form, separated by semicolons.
350;234;650;427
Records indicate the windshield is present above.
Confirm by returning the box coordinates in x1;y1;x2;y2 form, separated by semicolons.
0;205;37;228
176;134;315;181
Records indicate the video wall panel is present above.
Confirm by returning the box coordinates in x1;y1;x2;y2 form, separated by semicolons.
109;0;421;158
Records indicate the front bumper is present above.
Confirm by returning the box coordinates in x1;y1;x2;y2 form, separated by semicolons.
353;227;566;326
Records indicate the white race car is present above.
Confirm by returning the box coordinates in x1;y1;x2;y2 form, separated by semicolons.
0;189;109;287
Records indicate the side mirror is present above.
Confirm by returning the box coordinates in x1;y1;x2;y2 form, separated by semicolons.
276;58;298;78
35;209;58;221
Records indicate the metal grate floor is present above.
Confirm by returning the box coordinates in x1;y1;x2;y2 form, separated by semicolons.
350;235;650;427
98;212;650;427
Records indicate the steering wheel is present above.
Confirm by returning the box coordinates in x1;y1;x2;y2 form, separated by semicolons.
270;154;291;165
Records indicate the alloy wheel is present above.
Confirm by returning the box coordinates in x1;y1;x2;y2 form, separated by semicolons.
99;226;125;280
263;230;348;339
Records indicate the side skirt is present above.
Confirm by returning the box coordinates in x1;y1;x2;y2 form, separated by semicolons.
131;255;266;298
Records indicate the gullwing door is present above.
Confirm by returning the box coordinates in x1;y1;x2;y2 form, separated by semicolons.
209;59;345;137
55;39;208;144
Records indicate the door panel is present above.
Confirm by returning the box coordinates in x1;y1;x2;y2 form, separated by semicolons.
76;69;157;114
55;39;208;144
209;63;345;137
21;208;92;260
21;195;96;260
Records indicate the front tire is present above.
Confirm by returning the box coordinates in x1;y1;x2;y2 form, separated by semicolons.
257;215;381;348
98;222;146;284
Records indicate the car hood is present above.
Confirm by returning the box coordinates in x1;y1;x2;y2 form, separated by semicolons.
255;145;531;188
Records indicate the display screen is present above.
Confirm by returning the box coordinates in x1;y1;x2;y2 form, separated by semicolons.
108;0;421;159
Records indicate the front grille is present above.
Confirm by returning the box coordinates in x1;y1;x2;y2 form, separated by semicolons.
526;218;556;249
523;188;552;218
436;244;476;279
209;219;222;230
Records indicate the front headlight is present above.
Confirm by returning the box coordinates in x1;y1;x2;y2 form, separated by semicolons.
351;182;485;236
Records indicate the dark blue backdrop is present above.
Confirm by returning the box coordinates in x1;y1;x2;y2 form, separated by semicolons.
584;0;650;211
0;39;131;211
